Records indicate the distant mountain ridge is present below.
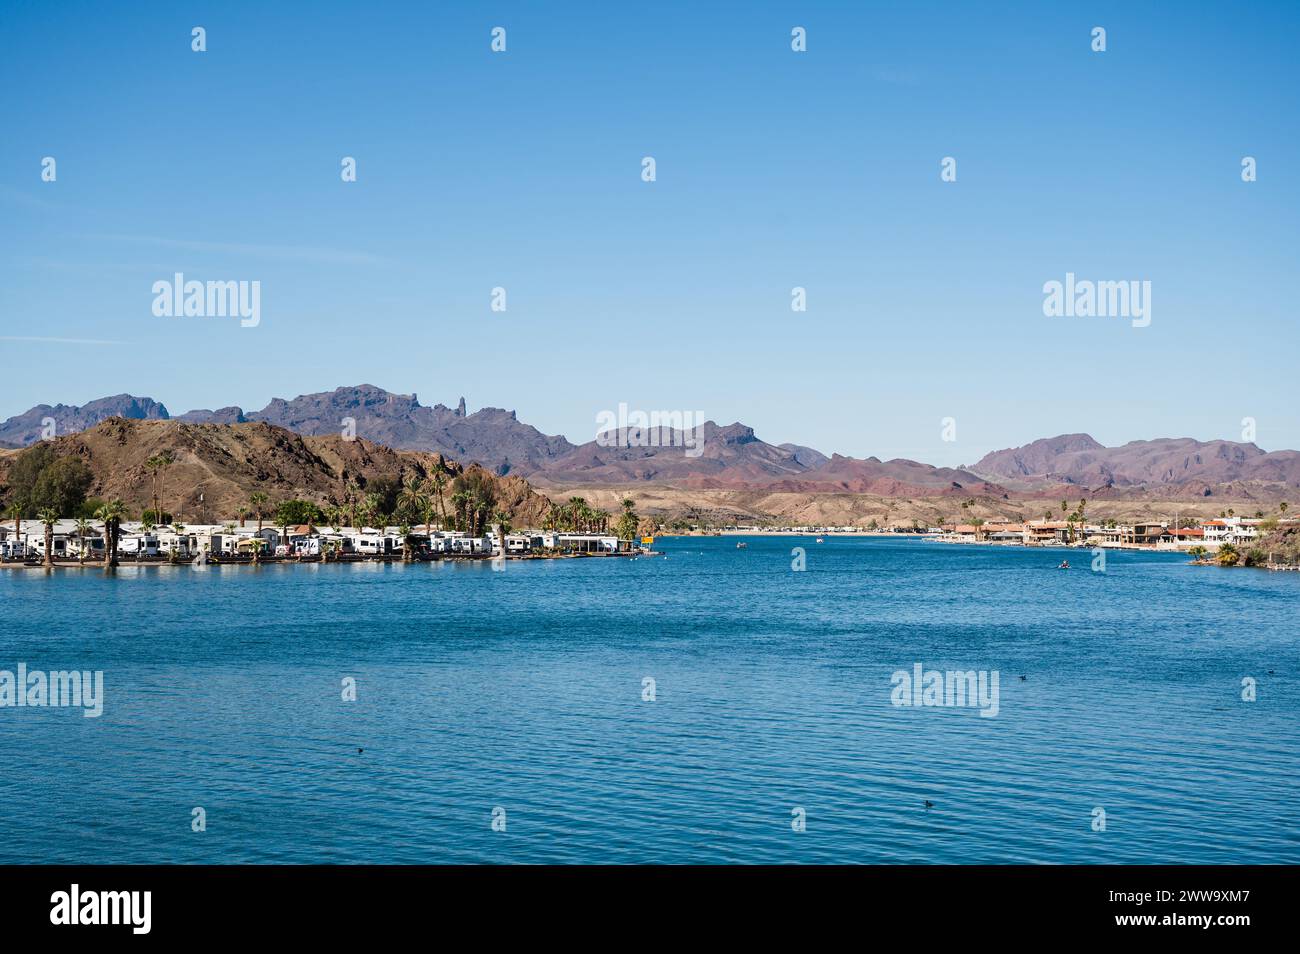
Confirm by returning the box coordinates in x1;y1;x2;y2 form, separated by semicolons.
971;434;1300;492
239;385;574;475
535;422;811;486
0;394;170;445
3;387;1298;496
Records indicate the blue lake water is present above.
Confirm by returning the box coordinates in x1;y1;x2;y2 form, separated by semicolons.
0;536;1297;864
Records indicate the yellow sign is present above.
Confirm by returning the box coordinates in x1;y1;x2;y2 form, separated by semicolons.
641;536;654;545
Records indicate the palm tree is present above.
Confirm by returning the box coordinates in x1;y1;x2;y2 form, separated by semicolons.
277;514;292;556
249;492;268;532
568;497;587;532
361;492;383;529
94;500;126;568
236;505;250;528
494;509;512;554
344;479;361;528
429;468;449;530
1281;502;1289;515
37;508;58;568
1217;542;1240;567
398;522;414;562
74;517;92;565
5;501;23;553
422;493;438;534
146;451;175;522
616;501;639;541
398;476;429;532
464;490;479;536
451;491;469;532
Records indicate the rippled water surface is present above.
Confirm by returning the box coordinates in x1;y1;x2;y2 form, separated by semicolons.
1;536;1297;863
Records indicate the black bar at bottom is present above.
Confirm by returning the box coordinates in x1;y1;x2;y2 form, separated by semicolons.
0;865;1287;940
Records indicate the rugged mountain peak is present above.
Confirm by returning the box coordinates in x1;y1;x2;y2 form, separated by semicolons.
176;406;247;424
0;394;169;445
778;443;830;469
711;422;757;445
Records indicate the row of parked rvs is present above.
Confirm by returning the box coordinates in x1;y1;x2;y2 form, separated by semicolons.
2;518;631;562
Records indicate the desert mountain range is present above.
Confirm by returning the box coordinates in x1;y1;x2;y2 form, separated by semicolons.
2;386;1298;506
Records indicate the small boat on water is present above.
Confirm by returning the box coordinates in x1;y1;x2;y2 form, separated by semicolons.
816;537;824;543
1058;560;1070;569
736;542;747;549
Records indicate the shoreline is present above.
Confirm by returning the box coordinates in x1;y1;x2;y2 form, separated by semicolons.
0;550;657;570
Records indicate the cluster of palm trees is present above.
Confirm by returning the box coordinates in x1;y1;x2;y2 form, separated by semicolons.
448;470;500;537
536;497;646;541
243;460;513;541
543;497;612;534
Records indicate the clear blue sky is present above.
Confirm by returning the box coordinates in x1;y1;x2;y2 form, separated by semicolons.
2;1;1296;466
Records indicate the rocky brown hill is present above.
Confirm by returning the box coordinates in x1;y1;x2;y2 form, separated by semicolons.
0;418;551;524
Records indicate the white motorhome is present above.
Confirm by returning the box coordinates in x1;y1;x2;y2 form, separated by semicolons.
0;539;28;559
118;533;161;557
293;537;323;556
